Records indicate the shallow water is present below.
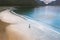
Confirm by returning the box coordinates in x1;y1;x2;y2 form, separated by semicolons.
13;6;60;32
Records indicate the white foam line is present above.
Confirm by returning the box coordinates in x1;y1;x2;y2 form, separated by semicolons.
11;10;60;34
27;17;60;34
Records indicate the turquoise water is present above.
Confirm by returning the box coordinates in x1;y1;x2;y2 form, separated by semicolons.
13;6;60;32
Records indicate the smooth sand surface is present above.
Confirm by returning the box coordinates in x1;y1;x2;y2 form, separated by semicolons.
0;9;32;40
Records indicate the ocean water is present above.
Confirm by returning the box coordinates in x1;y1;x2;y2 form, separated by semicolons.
13;6;60;32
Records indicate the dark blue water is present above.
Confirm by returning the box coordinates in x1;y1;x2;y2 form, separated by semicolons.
13;6;60;32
